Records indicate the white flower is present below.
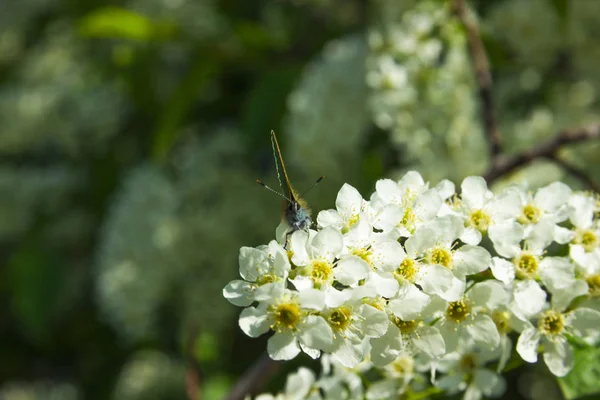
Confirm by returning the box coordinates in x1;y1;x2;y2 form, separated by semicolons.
436;344;506;400
366;351;417;399
437;280;506;352
239;287;333;360
255;367;320;400
223;241;290;307
567;193;600;273
317;183;368;234
450;176;521;245
288;228;346;290
516;306;600;376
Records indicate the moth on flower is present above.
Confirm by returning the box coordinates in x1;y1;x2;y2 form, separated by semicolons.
256;130;324;246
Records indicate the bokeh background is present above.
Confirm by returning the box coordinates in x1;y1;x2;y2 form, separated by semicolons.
1;0;599;399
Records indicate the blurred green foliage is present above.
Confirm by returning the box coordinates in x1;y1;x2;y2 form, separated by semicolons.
1;0;600;399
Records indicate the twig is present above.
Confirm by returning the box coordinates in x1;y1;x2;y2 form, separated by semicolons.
453;0;502;158
224;352;283;400
186;326;203;400
484;123;600;183
549;155;600;193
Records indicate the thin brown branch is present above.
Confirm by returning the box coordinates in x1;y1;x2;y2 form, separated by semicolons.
224;352;283;400
453;0;502;158
484;123;600;183
549;155;600;193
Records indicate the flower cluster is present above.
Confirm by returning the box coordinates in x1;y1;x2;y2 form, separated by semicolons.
225;171;600;399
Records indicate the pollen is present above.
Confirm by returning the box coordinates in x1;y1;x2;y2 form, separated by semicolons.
394;258;417;282
514;253;538;279
271;302;301;331
469;209;491;232
392;316;419;334
446;300;471;323
307;260;333;288
492;310;512;334
327;307;353;332
586;274;600;297
401;208;416;233
575;230;598;252
391;354;415;375
429;247;452;269
257;273;278;286
351;247;372;265
342;214;360;234
519;204;541;224
539;310;564;336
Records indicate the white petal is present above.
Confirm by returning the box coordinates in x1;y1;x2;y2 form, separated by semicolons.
497;335;512;372
405;226;438;256
389;285;430;320
336;183;363;221
239;246;269;282
513;280;547;318
334;255;370;285
310;227;344;261
324;287;352;308
317;209;344;230
569;193;594;229
487;188;521;220
290;230;311;266
474;369;505;397
285;367;315;397
369;325;403;367
468;280;509;310
565;308;600;344
551;280;589;312
534;182;572;213
299;315;334;351
373;204;404;232
435;179;456;200
453;245;491;277
332;336;363;368
490;257;515;284
488;222;524;258
543;338;574;377
298;288;325;310
417;264;459;300
554;226;575;245
366;378;402;400
239;306;270;337
414;190;443;221
369;271;400;298
300;343;320;359
460;227;482;246
370;240;406;272
461;176;489;210
466;314;500;349
539;257;575;292
268;331;301;360
359;305;389;338
516;327;541;363
413;325;445;357
223;280;254;307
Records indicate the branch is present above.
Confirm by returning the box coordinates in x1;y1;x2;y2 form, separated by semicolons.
484;123;600;183
224;352;283;400
453;0;502;158
549;155;600;193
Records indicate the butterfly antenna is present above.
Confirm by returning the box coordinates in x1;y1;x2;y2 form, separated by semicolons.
298;176;325;198
256;180;293;203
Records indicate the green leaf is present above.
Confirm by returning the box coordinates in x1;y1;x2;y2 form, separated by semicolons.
558;346;600;399
78;7;177;41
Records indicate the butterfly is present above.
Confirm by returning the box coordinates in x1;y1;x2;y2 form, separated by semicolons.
256;130;324;245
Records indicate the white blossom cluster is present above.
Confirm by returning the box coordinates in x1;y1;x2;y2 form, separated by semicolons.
225;171;600;399
366;1;487;182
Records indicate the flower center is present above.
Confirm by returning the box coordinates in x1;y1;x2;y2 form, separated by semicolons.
351;247;372;265
576;230;598;252
394;258;417;282
342;214;360;234
327;307;353;332
401;208;416;233
539;310;564;336
492;310;512;334
469;209;491;232
363;297;386;311
586;274;600;297
257;273;278;286
308;260;333;288
446;300;471;323
514;253;538;279
459;353;477;373
519;204;541;224
392;316;419;334
271;302;301;331
429;247;452;268
391;354;414;375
